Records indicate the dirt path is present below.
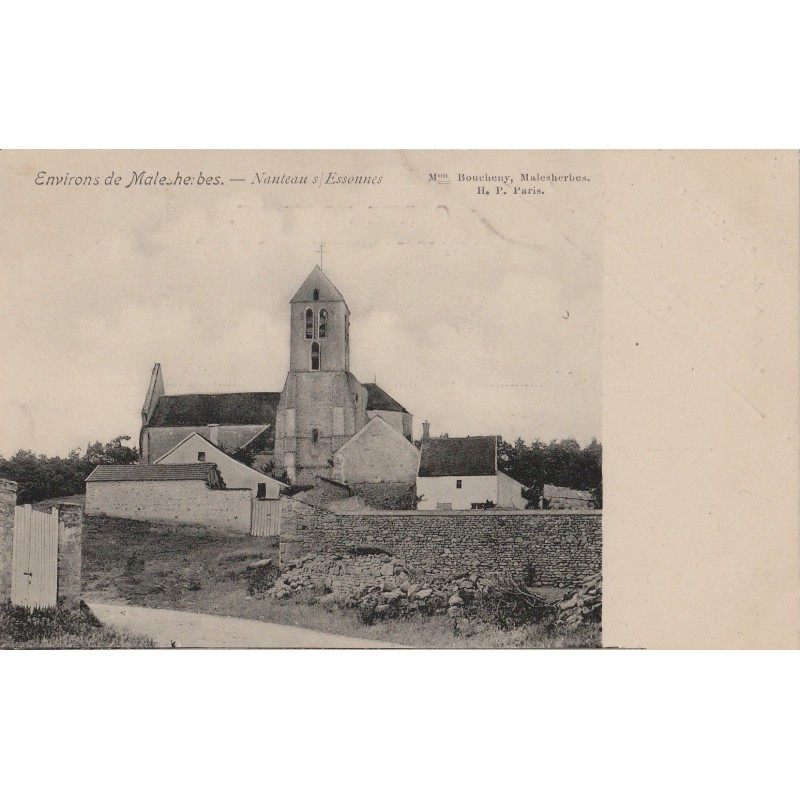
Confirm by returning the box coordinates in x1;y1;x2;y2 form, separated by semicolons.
89;603;401;649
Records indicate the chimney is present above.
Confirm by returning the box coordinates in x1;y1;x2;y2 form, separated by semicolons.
421;420;430;442
208;424;219;446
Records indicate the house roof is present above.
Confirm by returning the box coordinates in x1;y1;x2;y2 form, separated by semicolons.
145;392;281;427
86;464;219;483
418;436;497;478
153;431;287;487
364;383;408;414
290;265;346;304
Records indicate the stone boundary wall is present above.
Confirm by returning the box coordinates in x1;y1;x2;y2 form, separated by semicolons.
279;498;601;587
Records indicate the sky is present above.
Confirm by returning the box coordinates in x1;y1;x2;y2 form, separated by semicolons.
0;150;602;456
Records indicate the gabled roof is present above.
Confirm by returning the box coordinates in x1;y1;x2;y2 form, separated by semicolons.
290;265;346;304
418;436;498;478
145;392;281;427
364;383;409;414
333;414;420;458
153;431;287;487
85;464;219;483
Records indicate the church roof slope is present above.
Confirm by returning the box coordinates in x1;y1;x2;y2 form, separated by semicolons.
86;463;219;483
290;265;346;304
364;383;408;414
146;392;281;427
418;436;498;478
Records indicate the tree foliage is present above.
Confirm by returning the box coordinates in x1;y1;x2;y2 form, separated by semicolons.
0;436;138;504
498;437;602;508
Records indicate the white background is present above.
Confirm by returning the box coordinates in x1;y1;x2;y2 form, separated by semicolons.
3;3;798;798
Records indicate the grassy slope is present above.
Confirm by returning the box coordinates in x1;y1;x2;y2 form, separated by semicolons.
0;601;153;649
82;515;599;648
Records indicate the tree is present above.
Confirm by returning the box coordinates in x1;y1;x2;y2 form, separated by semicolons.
0;435;139;504
498;436;602;509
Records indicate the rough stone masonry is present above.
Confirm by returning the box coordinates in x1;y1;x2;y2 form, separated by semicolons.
279;497;601;587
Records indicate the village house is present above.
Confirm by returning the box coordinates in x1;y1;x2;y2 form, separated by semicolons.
415;426;528;510
84;463;253;533
153;431;286;498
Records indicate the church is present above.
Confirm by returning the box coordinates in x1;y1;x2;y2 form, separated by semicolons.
139;264;420;493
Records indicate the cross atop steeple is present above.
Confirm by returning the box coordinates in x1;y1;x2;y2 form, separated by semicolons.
318;242;325;268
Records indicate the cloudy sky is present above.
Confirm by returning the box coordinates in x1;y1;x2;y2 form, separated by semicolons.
0;151;602;456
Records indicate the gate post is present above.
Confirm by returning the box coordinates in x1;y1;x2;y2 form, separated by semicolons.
56;503;82;610
0;479;17;603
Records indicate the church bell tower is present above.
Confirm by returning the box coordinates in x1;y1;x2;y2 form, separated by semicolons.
273;261;367;483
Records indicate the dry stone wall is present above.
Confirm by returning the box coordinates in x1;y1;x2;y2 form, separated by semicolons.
280;498;601;587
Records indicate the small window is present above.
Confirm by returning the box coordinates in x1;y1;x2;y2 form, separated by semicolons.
257;483;266;499
319;308;327;338
305;308;313;339
197;452;206;461
313;288;319;301
311;341;320;370
312;428;319;443
456;480;462;489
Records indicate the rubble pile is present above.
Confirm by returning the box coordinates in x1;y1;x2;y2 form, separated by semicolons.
262;553;602;629
264;552;494;619
555;573;602;628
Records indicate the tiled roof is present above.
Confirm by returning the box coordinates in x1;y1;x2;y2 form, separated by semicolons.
146;392;281;427
418;436;497;478
364;383;408;414
86;464;218;483
290;265;346;304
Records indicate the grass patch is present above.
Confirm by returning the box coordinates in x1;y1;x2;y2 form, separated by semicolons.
81;514;600;648
0;600;154;649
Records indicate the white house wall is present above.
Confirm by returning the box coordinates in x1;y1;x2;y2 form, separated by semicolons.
497;470;527;509
416;475;498;510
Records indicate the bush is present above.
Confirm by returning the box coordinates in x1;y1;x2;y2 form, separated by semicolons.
0;600;154;648
246;561;281;595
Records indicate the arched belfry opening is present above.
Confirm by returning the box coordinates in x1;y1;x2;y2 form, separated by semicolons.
311;341;320;370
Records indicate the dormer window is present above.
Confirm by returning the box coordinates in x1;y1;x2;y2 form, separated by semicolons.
305;308;313;339
319;309;327;338
313;288;319;301
311;341;320;370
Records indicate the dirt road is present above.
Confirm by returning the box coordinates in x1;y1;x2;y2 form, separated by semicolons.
90;603;400;649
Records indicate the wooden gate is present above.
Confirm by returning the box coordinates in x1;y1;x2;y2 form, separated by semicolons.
251;498;281;537
11;505;58;608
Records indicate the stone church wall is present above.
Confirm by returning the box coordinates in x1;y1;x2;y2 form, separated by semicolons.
85;480;252;533
279;498;601;587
